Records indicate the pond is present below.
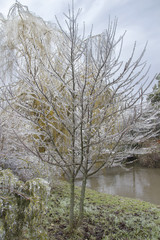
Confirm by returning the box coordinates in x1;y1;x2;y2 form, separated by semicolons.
75;166;160;205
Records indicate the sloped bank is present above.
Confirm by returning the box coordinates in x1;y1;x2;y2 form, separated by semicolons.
45;180;160;240
136;138;160;168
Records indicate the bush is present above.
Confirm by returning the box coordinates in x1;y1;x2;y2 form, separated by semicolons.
0;169;50;239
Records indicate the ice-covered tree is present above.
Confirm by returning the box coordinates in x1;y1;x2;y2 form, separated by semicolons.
0;2;154;229
120;102;160;158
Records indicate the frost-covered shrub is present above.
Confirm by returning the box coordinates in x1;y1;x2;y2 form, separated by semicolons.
0;169;50;239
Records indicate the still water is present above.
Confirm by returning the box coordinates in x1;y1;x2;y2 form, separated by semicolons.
76;166;160;205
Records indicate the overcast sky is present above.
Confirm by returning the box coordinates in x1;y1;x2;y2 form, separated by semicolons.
0;0;160;91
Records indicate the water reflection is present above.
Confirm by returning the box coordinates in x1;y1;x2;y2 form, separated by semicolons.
76;166;160;205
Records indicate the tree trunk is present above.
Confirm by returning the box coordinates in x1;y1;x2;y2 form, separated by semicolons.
78;172;87;225
69;176;75;230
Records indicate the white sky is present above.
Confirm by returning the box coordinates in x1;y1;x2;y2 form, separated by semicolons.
0;0;160;91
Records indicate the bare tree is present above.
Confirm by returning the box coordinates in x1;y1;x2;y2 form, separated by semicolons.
0;2;154;229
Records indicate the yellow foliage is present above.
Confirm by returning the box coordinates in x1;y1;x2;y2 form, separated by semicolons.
1;2;119;157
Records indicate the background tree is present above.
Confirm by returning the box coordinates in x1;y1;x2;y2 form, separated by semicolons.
148;73;160;103
0;2;154;229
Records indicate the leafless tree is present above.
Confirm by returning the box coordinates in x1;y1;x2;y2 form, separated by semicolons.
0;2;154;229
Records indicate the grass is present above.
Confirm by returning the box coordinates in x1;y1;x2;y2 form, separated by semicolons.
42;179;160;240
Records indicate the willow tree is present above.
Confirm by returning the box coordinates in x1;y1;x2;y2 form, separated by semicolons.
0;2;153;229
